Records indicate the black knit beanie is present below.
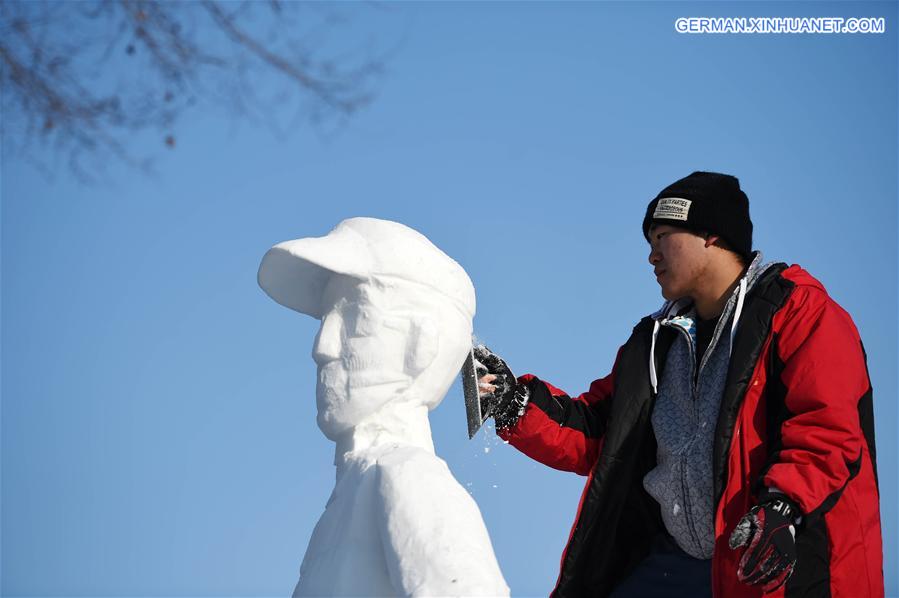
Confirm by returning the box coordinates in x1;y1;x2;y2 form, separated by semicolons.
642;171;753;259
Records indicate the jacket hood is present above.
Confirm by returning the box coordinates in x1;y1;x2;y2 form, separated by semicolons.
777;263;826;294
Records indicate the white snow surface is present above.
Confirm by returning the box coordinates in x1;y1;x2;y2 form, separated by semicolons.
258;218;509;597
296;445;509;597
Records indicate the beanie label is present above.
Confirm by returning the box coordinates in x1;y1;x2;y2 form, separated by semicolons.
653;197;692;222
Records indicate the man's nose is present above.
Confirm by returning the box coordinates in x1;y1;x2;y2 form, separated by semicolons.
312;313;342;363
648;246;662;265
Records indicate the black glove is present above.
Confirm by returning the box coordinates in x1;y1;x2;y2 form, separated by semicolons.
728;493;800;593
472;344;530;429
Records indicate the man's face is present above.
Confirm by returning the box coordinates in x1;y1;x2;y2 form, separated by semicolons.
647;223;712;302
312;275;423;440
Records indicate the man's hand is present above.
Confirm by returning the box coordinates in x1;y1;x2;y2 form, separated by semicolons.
473;345;529;429
728;494;800;593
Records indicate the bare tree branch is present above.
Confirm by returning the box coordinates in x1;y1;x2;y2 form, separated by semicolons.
0;0;389;183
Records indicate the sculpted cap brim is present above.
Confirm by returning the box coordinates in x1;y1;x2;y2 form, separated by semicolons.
257;227;372;318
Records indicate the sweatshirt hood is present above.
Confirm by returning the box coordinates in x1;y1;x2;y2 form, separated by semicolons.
648;250;778;394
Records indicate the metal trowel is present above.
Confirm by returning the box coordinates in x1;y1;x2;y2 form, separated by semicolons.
460;346;495;439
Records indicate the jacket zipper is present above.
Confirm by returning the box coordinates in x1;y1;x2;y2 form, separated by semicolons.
661;319;705;553
664;322;700;399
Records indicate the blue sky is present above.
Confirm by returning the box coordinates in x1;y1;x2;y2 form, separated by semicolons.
3;2;896;596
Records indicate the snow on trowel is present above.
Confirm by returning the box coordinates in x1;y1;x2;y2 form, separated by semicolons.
460;346;495;439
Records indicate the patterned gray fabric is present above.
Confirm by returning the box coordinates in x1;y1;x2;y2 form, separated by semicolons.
643;251;777;559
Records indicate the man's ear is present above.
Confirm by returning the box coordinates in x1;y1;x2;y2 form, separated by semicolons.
406;316;439;375
703;233;721;248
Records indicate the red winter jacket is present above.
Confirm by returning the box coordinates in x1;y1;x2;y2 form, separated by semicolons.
498;263;883;597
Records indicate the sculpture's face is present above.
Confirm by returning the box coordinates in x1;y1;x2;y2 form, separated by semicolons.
312;275;435;440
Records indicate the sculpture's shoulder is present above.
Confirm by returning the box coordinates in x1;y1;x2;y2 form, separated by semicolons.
374;446;470;517
374;446;486;517
373;445;510;597
375;446;452;485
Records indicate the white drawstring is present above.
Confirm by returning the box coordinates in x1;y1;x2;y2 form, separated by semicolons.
648;278;748;395
649;320;661;394
729;277;748;361
649;298;686;395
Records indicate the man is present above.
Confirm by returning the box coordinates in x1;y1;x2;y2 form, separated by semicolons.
259;217;509;597
476;172;883;597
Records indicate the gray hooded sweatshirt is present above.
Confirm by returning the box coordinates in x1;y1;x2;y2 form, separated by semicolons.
642;251;777;559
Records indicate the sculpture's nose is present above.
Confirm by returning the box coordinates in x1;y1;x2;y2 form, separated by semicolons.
312;312;342;364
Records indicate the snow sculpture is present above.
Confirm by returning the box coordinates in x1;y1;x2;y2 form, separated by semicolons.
258;217;509;597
